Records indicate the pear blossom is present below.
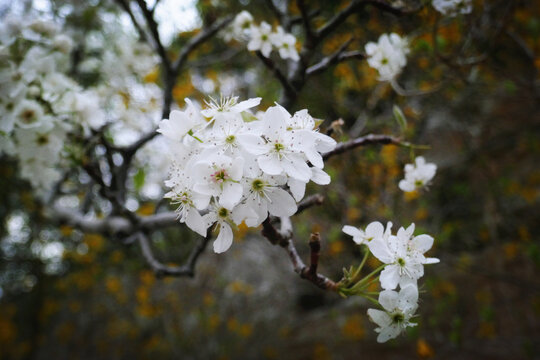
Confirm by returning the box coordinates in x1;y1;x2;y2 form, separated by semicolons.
247;22;274;57
367;285;419;343
192;154;245;210
270;26;300;61
225;13;301;62
159;97;335;253
225;11;254;42
368;223;439;290
157;100;206;142
365;33;409;81
241;173;297;226
398;156;437;192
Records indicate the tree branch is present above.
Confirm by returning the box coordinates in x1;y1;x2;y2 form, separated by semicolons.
306;39;366;76
137;231;211;277
322;133;408;160
255;51;298;99
261;218;338;291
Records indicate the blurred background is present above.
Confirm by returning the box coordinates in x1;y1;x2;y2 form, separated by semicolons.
0;0;539;359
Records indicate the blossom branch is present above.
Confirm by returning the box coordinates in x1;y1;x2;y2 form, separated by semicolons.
255;51;298;98
322;133;408;160
137;231;211;277
306;39;366;76
134;0;172;70
261;219;338;291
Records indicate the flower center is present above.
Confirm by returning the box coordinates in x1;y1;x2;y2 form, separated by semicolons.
391;312;404;324
218;207;229;218
274;143;285;152
414;180;424;187
397;258;406;267
36;134;49;145
251;179;265;191
211;169;228;183
21;109;36;124
225;135;236;144
381;58;389;65
261;34;268;41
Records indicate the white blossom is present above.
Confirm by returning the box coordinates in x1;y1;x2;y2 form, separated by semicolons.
159;97;335;253
398;156;437;192
247;22;274;57
367;285;419;343
368;223;439;290
270;26;300;61
365;33;409;81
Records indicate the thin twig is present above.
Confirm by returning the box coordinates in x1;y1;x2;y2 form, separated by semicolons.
322;133;408;160
306;39;366;76
255;51;298;98
137;231;211;277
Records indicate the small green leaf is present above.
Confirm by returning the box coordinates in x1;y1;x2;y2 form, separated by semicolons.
393;104;407;132
241;112;258;122
134;168;146;191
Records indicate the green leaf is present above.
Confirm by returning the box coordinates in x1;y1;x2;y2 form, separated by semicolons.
241;112;258;123
393;104;407;132
134;168;146;191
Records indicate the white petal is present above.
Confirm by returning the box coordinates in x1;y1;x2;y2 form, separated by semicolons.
310;167;331;185
379;289;399;311
219;182;243;210
411;234;434;253
229;157;245;181
342;225;363;239
185;209;208;237
379;265;400;290
367;309;391;327
288;178;306;202
398;285;419;313
213;223;233;253
231;97;261;112
365;221;384;240
237;134;267;155
258;154;283;175
399;179;415;192
367;238;393;264
281;155;311;182
267;188;297;217
377;324;402;343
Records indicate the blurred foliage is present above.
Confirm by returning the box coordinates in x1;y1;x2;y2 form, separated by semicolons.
1;0;539;359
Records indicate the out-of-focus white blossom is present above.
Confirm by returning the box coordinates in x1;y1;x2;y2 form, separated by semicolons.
247;22;274;58
270;26;300;61
432;0;472;16
398;156;437;192
365;33;409;81
226;11;300;61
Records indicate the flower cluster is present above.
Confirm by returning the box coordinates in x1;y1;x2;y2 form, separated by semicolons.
0;15;105;195
365;33;410;82
224;11;300;61
159;96;336;253
432;0;472;16
0;9;162;198
342;221;439;342
398;156;437;193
